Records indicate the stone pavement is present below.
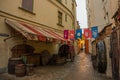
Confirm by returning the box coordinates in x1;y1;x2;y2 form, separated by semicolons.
0;51;112;80
63;51;112;80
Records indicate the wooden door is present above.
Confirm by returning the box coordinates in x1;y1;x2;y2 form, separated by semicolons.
111;31;119;80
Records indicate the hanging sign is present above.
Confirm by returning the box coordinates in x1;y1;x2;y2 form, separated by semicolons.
76;29;82;39
64;30;69;39
69;30;75;40
84;28;89;38
89;29;92;38
84;28;92;38
91;26;98;38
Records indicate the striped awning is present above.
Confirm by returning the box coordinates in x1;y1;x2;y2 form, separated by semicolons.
5;19;65;42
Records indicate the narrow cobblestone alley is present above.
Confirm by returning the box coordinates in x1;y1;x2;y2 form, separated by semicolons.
63;51;112;80
0;51;112;80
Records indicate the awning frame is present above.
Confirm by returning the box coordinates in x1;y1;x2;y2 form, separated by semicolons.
5;18;66;42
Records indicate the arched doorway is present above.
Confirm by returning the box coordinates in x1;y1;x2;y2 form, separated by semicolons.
58;44;69;57
11;44;34;58
97;41;107;73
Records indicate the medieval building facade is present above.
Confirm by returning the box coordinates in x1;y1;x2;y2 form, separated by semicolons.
0;0;77;73
86;0;119;79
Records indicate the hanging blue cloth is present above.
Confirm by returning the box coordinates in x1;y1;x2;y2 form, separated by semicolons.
76;29;82;39
91;26;98;38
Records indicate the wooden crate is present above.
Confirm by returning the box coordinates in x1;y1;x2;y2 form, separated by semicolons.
56;57;66;65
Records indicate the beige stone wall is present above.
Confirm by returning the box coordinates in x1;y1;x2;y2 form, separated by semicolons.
86;0;117;77
87;0;117;30
27;41;59;54
0;16;10;69
86;0;94;28
87;0;104;30
86;0;117;53
0;0;76;30
104;37;112;78
0;0;77;70
87;0;106;53
88;0;105;31
109;0;119;16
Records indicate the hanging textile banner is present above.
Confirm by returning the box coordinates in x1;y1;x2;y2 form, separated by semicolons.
91;26;98;38
76;29;82;39
84;28;92;38
89;29;92;38
69;30;75;40
64;30;69;39
84;28;89;38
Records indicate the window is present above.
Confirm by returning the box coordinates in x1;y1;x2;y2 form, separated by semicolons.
106;12;108;15
65;14;67;22
57;0;62;3
58;11;63;26
65;0;67;4
22;0;34;12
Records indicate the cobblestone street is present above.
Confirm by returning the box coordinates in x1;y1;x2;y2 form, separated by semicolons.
63;51;112;80
0;51;112;80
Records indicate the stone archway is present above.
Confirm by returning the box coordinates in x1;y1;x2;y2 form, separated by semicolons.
11;44;34;58
97;41;107;73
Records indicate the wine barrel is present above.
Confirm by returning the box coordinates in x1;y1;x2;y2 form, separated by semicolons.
8;58;23;74
15;64;26;77
40;50;51;66
26;64;33;76
56;57;66;65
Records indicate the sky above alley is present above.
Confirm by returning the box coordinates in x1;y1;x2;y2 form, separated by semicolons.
76;0;88;28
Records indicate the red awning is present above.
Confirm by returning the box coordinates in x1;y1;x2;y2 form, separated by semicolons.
5;19;65;42
43;29;65;41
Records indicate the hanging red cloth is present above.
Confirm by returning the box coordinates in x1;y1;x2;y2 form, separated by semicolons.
69;30;75;40
64;30;69;39
84;28;92;38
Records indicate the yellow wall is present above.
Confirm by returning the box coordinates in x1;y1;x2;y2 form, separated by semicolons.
0;16;10;69
0;0;76;30
0;0;77;71
27;41;59;54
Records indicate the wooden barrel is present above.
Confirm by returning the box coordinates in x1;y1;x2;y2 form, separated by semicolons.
40;50;51;66
56;57;66;65
15;64;26;77
26;64;33;76
8;58;23;74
